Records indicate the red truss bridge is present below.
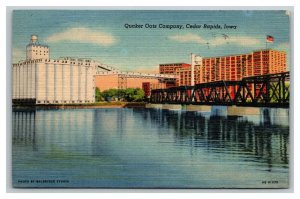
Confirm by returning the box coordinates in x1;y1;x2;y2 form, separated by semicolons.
150;72;290;108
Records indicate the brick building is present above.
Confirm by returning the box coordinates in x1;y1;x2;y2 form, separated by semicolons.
159;49;287;87
159;63;191;75
159;63;191;87
200;49;286;83
175;66;201;86
94;73;166;93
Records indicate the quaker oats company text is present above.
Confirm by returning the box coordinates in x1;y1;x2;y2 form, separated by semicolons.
124;23;237;30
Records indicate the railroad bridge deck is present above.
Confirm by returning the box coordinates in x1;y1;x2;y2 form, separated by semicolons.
150;72;290;108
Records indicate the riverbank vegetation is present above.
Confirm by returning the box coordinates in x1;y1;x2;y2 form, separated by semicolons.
95;88;145;102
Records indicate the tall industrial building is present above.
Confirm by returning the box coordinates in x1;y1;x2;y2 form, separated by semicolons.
13;35;176;104
159;63;191;75
159;63;191;87
26;35;50;60
159;49;287;86
13;35;96;104
175;66;201;86
13;35;287;104
200;49;286;83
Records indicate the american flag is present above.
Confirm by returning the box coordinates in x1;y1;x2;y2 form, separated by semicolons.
266;35;274;42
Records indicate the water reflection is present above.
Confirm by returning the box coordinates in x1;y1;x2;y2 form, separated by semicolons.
12;110;37;151
132;108;289;170
12;109;95;155
12;107;289;188
13;108;289;168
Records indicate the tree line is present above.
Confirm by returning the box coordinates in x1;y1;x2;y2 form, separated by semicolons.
95;87;145;102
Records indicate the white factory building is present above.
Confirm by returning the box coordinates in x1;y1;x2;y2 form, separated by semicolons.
12;35;96;104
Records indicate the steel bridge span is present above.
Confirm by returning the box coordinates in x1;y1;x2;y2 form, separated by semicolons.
150;72;290;108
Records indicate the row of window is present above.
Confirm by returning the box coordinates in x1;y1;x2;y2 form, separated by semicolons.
37;100;92;104
160;64;186;67
32;50;48;53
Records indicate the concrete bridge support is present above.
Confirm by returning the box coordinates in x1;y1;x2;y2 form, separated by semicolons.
185;105;211;112
145;103;212;112
227;106;260;116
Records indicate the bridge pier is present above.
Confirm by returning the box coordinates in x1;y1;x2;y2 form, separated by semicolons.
145;103;182;110
145;103;163;109
162;104;182;110
186;105;211;112
146;103;212;112
227;106;260;116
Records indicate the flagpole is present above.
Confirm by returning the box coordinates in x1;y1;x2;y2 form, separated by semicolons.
266;35;274;49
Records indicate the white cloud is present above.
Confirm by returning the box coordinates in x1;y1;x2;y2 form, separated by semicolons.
45;27;116;46
168;33;205;44
12;48;25;63
169;33;262;47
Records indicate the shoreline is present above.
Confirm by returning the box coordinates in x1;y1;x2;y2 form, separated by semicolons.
12;102;147;110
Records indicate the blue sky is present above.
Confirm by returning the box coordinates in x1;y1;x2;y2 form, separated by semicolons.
12;10;291;72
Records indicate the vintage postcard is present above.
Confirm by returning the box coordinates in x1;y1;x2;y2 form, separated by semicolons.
11;9;290;188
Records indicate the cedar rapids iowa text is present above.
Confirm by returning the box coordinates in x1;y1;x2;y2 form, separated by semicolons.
124;23;237;30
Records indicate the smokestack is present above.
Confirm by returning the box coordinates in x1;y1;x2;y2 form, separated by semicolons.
191;53;195;86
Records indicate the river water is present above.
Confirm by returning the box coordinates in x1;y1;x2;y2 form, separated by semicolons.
12;107;289;188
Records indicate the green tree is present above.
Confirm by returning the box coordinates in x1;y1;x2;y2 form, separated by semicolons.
95;87;103;102
124;88;135;101
132;88;145;102
102;89;118;101
116;89;126;101
125;88;144;102
101;88;145;102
